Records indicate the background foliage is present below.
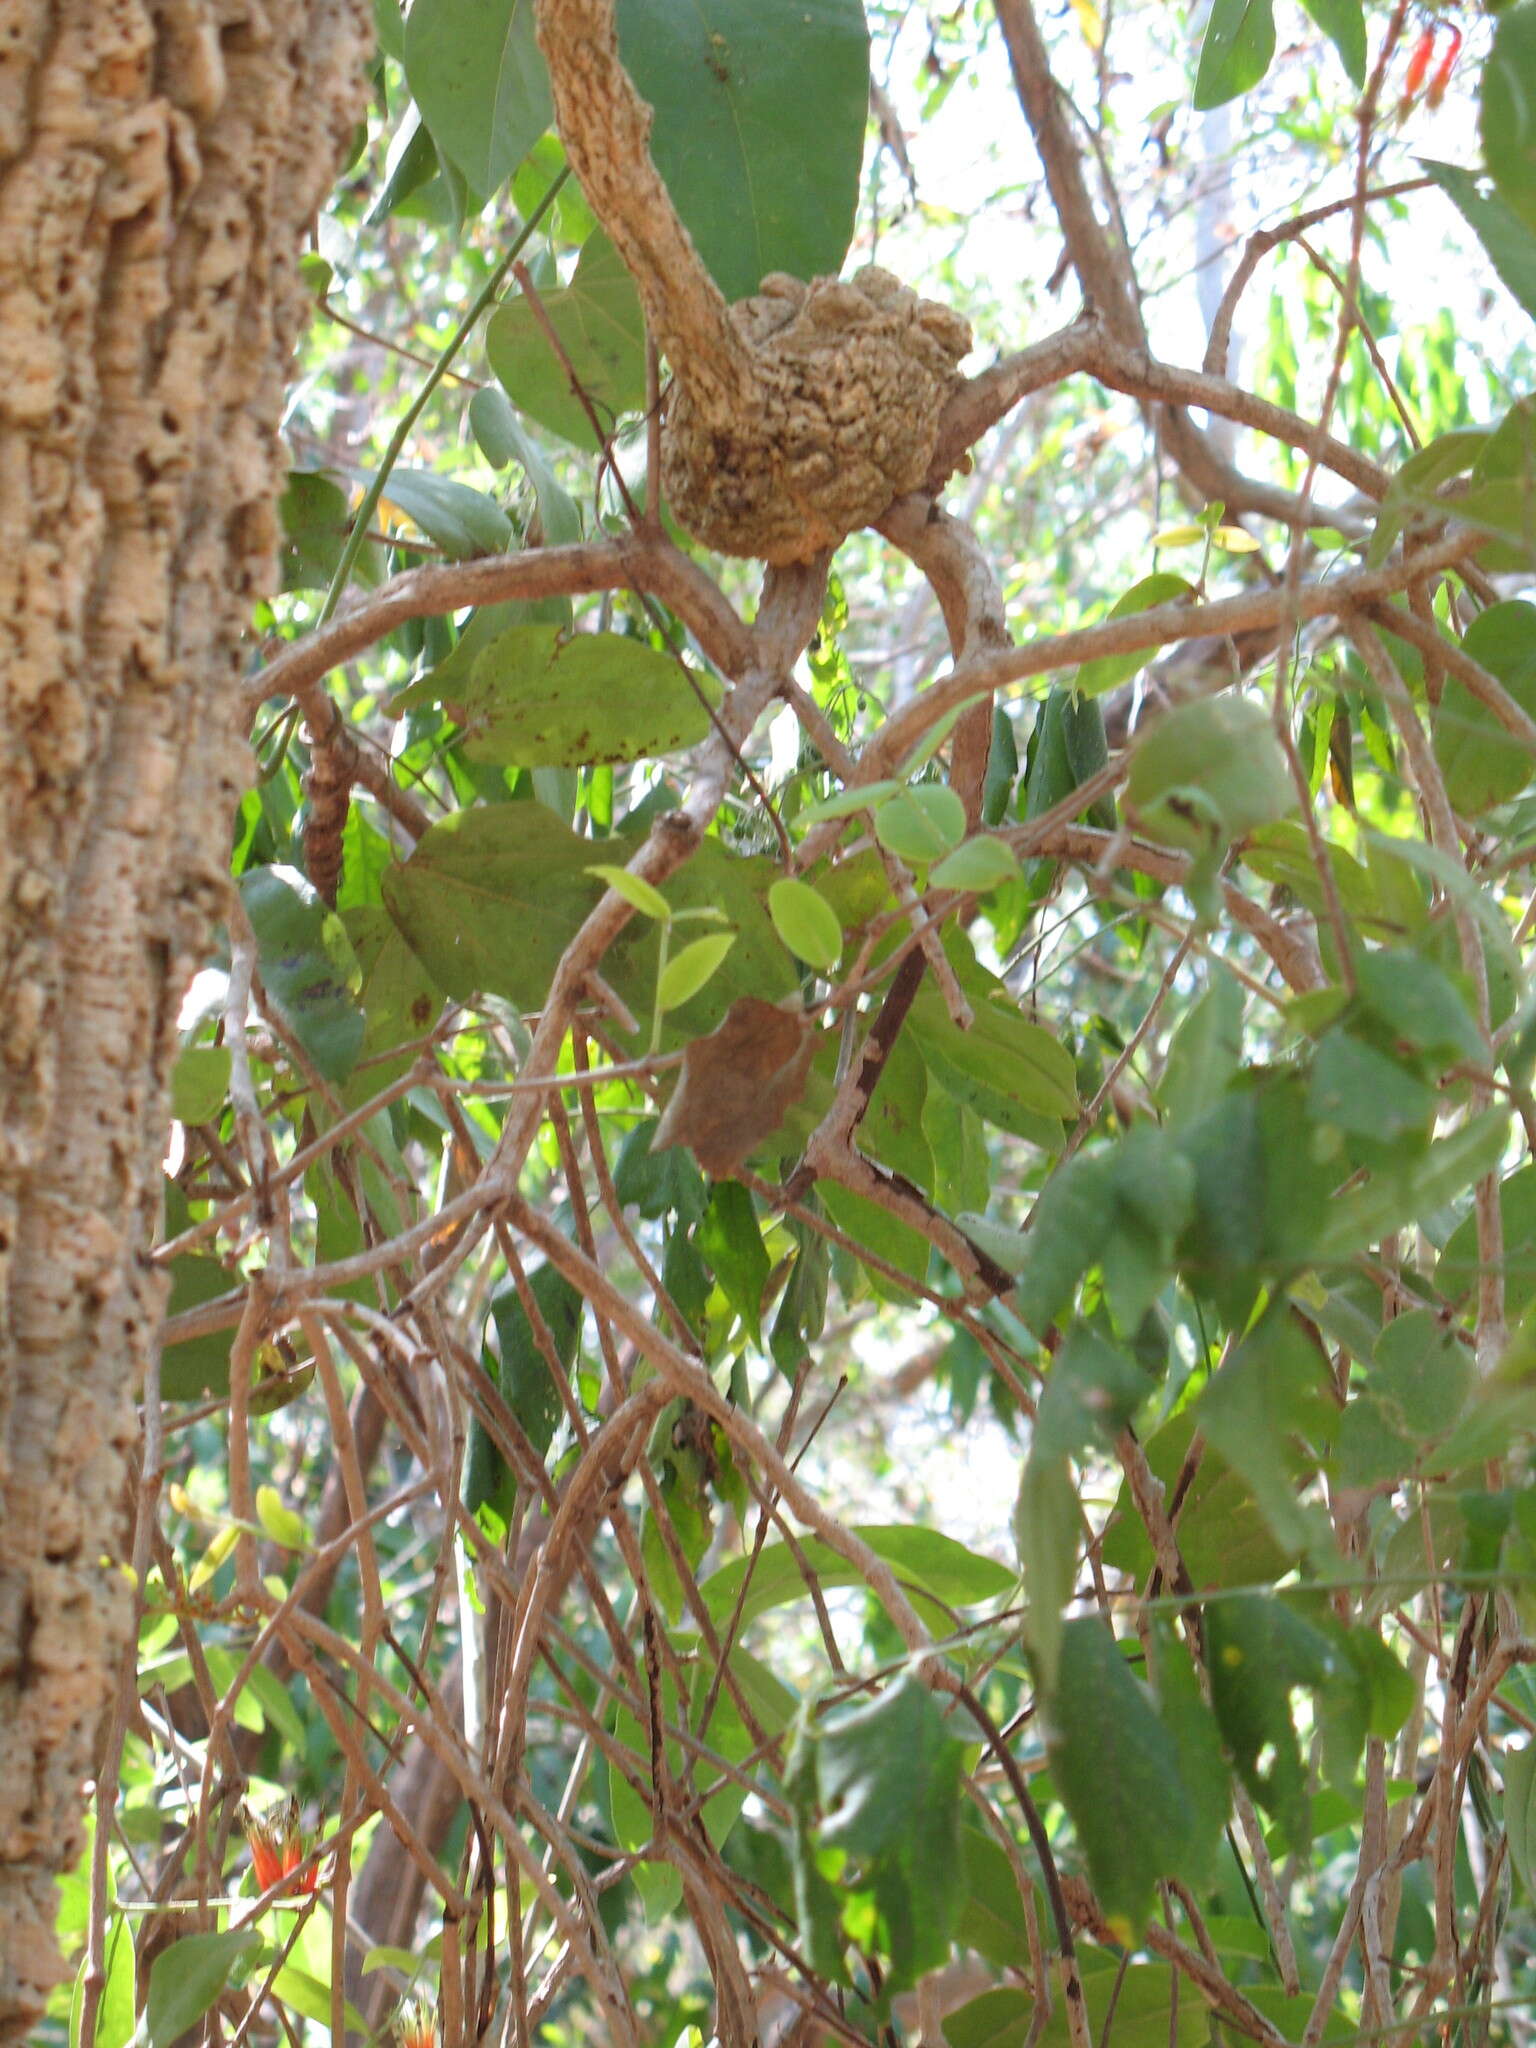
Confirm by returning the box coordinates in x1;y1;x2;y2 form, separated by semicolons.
59;3;1536;2046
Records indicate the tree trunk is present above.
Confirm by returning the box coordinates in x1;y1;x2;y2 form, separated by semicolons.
0;1;369;2029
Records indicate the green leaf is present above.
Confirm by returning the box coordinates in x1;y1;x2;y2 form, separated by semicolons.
158;1245;234;1403
873;785;967;864
373;0;404;61
403;0;551;195
458;624;714;767
279;470;380;593
701;1524;1014;1630
614;1119;710;1223
1126;694;1295;853
1433;601;1536;815
1482;4;1536;235
806;1677;966;1989
1014;1447;1077;1687
910;981;1079;1134
658;932;737;1012
469;1263;585;1515
929;836;1022;893
1355;946;1486;1065
1033;1326;1151;1462
951;1964;1209;2048
1048;1618;1227;1936
1505;1742;1536;1901
1441;1163;1536;1319
255;1485;309;1552
170;1045;231;1126
143;1929;260;2048
1193;1310;1336;1561
767;878;844;972
1208;1596;1337;1851
238;868;363;1082
1105;1411;1291;1592
799;778;904;822
486;232;647;450
616;0;869;301
1100;1124;1197;1330
696;1181;770;1348
982;705;1020;827
385;805;606;1008
467;386;583;544
1159;975;1242;1124
1022;687;1115;842
611;1645;796;1917
1299;0;1366;86
953;1210;1028;1276
379;467;514;558
955;1813;1037;1969
1193;0;1277;109
1010;1152;1115;1335
1318;1109;1510;1258
74;1907;135;2048
1423;162;1536;329
1075;574;1198;698
1150;1621;1231;1888
586;864;672;921
268;1966;367;2037
1309;1031;1436;1142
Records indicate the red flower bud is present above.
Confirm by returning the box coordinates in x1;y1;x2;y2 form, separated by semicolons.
1426;26;1462;108
1403;26;1436;104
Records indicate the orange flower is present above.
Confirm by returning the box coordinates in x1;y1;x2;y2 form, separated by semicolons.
392;1995;440;2048
242;1796;320;1897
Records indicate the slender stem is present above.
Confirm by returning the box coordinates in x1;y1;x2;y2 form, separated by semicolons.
317;169;569;626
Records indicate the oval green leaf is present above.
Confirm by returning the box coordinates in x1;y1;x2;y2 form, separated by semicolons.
486;233;647;451
255;1484;310;1552
799;778;904;822
1126;694;1294;853
930;837;1022;894
1075;573;1198;698
587;864;673;922
873;785;967;864
767;878;843;972
658;932;738;1013
403;0;551;196
616;0;869;301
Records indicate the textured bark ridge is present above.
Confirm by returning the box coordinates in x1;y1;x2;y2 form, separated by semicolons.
0;2;370;2028
536;0;971;563
663;269;972;565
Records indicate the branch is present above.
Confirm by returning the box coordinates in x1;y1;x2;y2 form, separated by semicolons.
987;0;1367;527
932;311;1390;513
533;0;752;416
244;532;756;712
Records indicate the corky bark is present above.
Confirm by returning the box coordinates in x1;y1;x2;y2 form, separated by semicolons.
0;1;370;2028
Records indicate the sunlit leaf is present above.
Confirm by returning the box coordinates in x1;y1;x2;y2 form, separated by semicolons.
1194;0;1276;109
587;864;673;921
873;785;967;863
657;931;738;1013
767;878;844;972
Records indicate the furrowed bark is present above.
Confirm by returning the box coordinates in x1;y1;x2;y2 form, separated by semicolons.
0;2;370;2026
